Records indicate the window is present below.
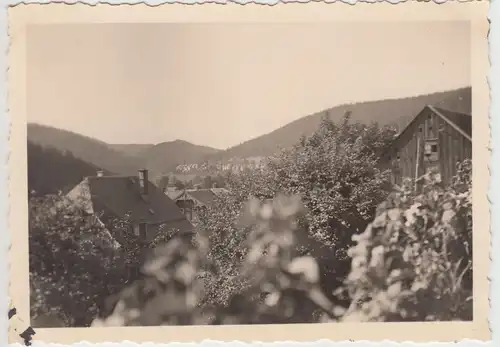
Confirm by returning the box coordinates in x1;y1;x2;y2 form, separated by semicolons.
424;139;439;162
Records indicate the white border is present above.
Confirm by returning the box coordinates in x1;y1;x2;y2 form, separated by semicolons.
1;1;497;346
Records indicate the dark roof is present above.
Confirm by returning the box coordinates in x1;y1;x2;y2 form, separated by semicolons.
432;106;472;138
86;176;192;233
186;189;219;206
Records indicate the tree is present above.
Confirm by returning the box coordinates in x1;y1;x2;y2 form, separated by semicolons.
197;114;397;311
29;193;148;327
264;114;395;246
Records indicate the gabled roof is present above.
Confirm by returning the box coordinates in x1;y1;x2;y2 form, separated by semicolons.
430;106;472;140
379;105;472;161
79;175;192;233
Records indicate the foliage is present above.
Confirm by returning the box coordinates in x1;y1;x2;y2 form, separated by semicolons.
339;160;473;322
264;113;396;247
28;193;176;327
29;193;124;326
93;159;473;326
91;231;217;326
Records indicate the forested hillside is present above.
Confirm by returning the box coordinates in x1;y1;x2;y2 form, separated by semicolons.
27;141;103;196
28;124;140;175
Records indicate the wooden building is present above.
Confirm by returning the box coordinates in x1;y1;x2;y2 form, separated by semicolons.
379;105;472;186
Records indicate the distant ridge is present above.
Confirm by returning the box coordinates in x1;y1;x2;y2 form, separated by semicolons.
133;140;221;174
205;86;471;161
27;86;471;179
108;144;155;157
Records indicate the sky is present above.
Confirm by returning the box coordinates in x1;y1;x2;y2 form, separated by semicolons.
27;21;471;150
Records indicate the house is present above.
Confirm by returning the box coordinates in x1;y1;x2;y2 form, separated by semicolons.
379;105;472;187
166;187;229;224
66;169;193;246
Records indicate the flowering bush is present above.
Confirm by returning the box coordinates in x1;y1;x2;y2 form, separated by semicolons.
339;160;473;322
197;114;396;309
29;193;160;327
91;231;217;326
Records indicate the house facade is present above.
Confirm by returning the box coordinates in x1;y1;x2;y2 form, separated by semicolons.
379;105;472;187
66;169;193;247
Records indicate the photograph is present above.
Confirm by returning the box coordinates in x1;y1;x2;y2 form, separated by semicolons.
7;2;490;344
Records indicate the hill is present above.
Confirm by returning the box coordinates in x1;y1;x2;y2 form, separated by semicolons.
136;140;221;174
108;144;154;157
208;87;471;161
27;141;104;196
27;124;141;175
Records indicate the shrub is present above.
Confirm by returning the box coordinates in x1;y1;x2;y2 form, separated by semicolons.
339;160;473;322
91;231;217;326
29;193;157;326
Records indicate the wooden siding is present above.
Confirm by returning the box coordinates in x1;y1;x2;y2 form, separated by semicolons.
380;107;472;186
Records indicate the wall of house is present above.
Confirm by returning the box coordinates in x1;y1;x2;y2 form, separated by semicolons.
381;108;472;186
176;199;195;222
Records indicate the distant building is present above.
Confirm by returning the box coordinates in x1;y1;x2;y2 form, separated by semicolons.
66;169;193;247
379;105;472;187
166;187;229;225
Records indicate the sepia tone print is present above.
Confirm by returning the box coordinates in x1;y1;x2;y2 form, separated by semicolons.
8;2;490;344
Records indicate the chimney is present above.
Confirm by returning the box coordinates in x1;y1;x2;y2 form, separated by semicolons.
138;169;149;195
97;170;105;177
